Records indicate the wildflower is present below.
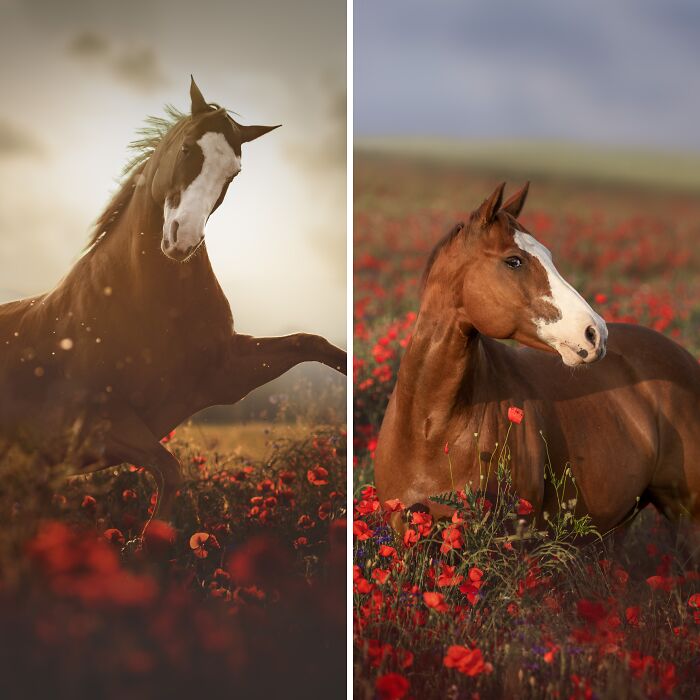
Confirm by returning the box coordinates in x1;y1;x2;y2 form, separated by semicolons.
383;498;405;513
444;441;449;454
353;520;374;540
103;528;125;546
307;465;329;486
437;563;464;588
410;511;433;536
443;645;492;676
297;514;316;530
459;567;484;604
142;519;176;555
423;591;449;612
440;525;464;554
507;406;524;424
122;488;138;503
378;544;398;559
81;495;97;511
189;532;213;559
516;498;534;516
646;575;675;592
375;673;410;700
372;568;390;585
576;599;608;624
403;528;419;547
625;606;640;626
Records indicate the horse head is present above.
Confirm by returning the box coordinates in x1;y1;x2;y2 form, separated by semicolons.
148;77;280;262
433;182;607;366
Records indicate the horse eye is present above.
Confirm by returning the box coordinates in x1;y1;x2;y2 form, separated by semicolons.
504;256;522;269
181;144;190;154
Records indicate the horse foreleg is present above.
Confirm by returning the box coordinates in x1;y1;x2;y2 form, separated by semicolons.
212;333;347;403
98;412;184;525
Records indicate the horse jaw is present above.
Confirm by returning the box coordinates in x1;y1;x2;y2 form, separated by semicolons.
161;131;240;262
514;230;608;366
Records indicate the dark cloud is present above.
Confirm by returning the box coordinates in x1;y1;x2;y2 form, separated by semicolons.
111;47;167;92
66;31;110;58
66;31;167;93
0;119;45;158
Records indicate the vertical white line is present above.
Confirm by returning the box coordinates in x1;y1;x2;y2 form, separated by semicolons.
346;0;354;696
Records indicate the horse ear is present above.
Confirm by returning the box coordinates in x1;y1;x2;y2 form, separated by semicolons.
190;75;209;116
240;124;281;143
477;182;506;227
501;181;530;219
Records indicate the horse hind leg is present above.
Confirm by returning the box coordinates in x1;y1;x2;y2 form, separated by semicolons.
644;484;700;569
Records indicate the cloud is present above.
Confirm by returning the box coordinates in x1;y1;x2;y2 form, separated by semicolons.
0;118;46;158
66;31;110;59
66;31;168;93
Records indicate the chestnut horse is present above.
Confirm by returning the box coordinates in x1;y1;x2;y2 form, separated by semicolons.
375;182;700;535
0;78;346;520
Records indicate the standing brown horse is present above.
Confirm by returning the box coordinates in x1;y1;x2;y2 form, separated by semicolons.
375;182;700;534
0;78;346;520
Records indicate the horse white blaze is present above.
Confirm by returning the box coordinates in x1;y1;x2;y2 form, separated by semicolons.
162;132;240;258
514;230;607;366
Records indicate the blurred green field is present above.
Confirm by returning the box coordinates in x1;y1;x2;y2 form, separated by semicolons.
178;419;342;462
356;138;700;193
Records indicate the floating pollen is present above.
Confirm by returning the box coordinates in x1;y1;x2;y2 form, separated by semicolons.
59;338;74;350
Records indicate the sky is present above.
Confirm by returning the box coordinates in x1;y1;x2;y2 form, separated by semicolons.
0;0;346;345
355;0;700;152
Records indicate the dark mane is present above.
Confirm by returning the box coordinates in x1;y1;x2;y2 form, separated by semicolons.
420;219;469;293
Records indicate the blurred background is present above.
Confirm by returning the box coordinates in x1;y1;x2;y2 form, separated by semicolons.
0;0;346;436
355;0;700;188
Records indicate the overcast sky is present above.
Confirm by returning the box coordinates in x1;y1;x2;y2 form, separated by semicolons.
355;0;700;152
0;0;346;345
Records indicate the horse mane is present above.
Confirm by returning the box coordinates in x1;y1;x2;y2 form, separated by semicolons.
420;218;470;294
86;104;189;249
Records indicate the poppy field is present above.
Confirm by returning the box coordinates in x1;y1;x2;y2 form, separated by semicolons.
0;415;346;698
353;152;700;700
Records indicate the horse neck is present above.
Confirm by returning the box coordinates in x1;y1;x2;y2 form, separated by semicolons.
396;280;487;430
84;172;220;306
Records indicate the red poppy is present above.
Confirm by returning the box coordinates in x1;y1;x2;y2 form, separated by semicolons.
189;532;215;559
372;568;390;585
423;591;449;612
516;498;534;516
625;606;640;626
383;498;405;513
440;525;464;554
403;528;419;547
646;575;675;592
103;528;125;546
307;465;329;486
353;520;374;540
437;563;464;588
507;406;524;424
142;519;176;555
81;495;97;511
443;645;491;676
375;673;410;700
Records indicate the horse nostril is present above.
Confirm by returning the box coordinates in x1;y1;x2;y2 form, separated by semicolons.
171;220;179;244
577;349;588;358
585;325;597;346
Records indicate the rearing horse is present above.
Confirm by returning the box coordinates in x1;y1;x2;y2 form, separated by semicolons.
0;78;346;519
375;182;700;534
